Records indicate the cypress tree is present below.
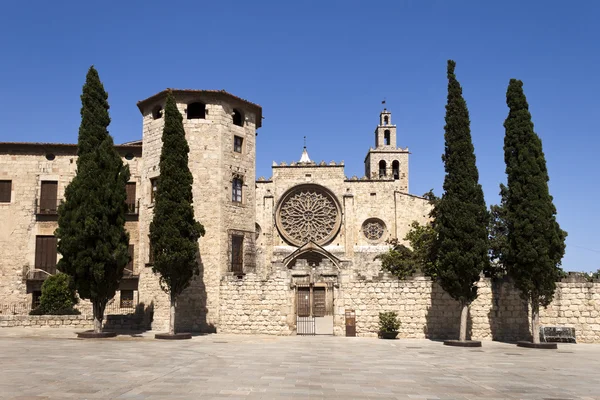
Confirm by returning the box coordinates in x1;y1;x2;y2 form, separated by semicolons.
56;66;131;333
503;79;566;344
149;91;205;335
434;60;490;341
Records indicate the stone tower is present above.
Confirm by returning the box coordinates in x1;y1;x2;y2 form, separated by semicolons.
135;89;262;332
364;108;409;191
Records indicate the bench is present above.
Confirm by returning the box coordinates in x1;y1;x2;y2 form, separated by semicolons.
540;326;576;343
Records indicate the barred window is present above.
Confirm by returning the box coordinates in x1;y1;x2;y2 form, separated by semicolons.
231;235;244;273
120;290;134;308
232;177;243;203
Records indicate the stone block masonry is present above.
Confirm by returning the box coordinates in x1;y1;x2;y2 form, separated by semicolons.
219;273;600;343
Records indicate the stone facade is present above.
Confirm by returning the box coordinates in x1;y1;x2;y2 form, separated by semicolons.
1;89;599;343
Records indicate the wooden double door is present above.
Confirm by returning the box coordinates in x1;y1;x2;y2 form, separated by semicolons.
296;286;333;335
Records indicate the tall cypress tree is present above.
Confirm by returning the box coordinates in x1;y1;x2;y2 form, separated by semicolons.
503;79;566;344
56;66;131;333
149;91;205;335
434;60;489;341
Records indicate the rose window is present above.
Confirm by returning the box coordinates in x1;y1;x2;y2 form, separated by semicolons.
362;218;385;241
276;185;341;246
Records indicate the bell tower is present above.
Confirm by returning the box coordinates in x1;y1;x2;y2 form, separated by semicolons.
375;108;396;148
364;107;410;191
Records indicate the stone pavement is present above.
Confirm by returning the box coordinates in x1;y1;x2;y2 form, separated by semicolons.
0;328;599;399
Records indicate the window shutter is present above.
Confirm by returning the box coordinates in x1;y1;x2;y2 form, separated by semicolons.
126;183;136;213
40;181;58;213
0;180;11;202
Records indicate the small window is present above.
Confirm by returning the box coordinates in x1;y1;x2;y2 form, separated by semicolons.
231;235;244;273
150;178;158;203
233;109;243;127
378;160;387;178
125;153;134;160
383;115;389;125
0;180;11;203
120;290;135;308
234;136;243;153
126;182;137;214
232;177;243;203
187;102;206;119
148;240;154;265
45;153;55;161
384;130;390;145
152;106;163;120
392;160;400;180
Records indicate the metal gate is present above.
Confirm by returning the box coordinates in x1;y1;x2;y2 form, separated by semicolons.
296;287;314;335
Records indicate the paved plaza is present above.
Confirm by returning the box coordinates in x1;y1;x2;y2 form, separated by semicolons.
0;329;599;399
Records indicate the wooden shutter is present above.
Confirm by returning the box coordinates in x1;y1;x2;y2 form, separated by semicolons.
40;181;58;213
297;288;310;317
126;183;136;213
35;236;57;274
0;180;11;203
313;288;326;317
231;235;243;273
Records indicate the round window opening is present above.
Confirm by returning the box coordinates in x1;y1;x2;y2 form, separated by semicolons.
125;153;134;160
45;153;55;161
275;184;341;247
362;218;386;241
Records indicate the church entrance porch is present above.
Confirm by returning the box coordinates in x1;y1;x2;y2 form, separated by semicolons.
295;284;333;335
283;241;341;336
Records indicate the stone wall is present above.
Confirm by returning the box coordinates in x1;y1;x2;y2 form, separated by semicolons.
0;143;142;307
0;315;94;328
218;273;600;343
219;273;294;335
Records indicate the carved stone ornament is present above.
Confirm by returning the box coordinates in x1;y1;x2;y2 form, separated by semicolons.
276;184;342;246
362;218;385;241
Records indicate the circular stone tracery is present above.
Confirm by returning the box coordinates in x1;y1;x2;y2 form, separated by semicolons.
362;218;386;241
276;184;341;246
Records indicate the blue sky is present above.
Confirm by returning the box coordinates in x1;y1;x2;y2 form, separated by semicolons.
0;1;598;272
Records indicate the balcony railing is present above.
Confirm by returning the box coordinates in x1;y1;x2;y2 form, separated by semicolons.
35;197;62;215
25;267;56;281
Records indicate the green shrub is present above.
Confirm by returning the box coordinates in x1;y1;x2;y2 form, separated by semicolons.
30;273;80;315
378;311;400;333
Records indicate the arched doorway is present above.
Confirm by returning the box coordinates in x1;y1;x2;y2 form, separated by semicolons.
283;242;339;335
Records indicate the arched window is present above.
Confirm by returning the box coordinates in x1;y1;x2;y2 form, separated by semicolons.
383;115;389;125
152;105;163;120
392;160;400;180
233;109;243;127
384;130;390;145
379;160;387;178
187;102;205;119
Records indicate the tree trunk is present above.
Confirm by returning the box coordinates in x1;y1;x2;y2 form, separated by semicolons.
92;301;105;334
169;297;176;335
459;302;469;342
531;302;540;344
